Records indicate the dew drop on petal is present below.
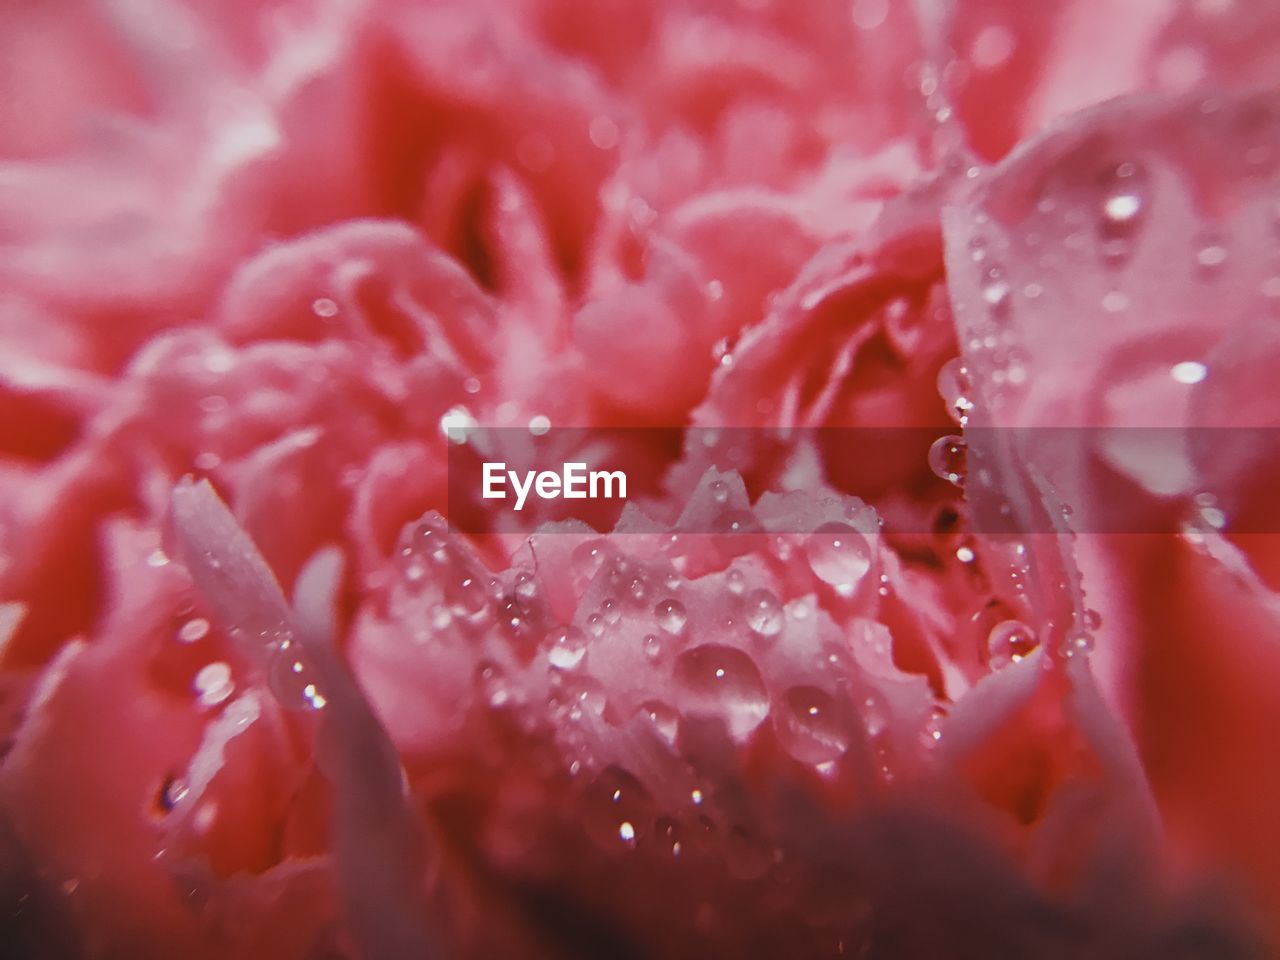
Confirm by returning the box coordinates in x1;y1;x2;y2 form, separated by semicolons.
775;686;849;764
987;619;1038;669
928;435;968;487
639;700;679;743
571;540;608;581
1061;632;1095;657
1171;361;1208;385
806;522;872;595
439;405;478;444
937;358;975;425
861;692;888;738
744;588;783;638
476;662;512;709
193;661;234;707
177;617;210;644
981;279;1012;317
1195;241;1228;275
446;575;489;618
654;598;687;635
548;626;588;670
674;644;770;739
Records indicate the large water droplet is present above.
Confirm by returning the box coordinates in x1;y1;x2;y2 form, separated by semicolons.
987;619;1038;669
571;540;608;582
582;766;655;852
806;522;872;596
654;598;687;635
928;435;967;487
744;588;783;637
548;626;588;670
673;644;770;739
775;686;850;764
446;575;489;619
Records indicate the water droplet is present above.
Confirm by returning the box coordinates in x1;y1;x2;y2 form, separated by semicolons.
713;509;758;536
301;683;327;710
1102;290;1130;313
744;588;783;637
498;599;529;640
852;0;889;30
775;686;849;764
655;817;684;857
588;115;619;150
627;576;647;603
806;522;872;596
639;700;678;743
1172;360;1208;386
970;23;1016;70
981;279;1012;317
177;617;210;644
514;572;537;602
147;549;171;568
922;706;946;746
1061;632;1094;657
1082;608;1103;631
571;540;608;581
709;479;729;504
586;613;605;638
193;661;234;707
654;598;687;635
582;766;654;851
447;576;489;618
476;662;511;708
1103;192;1142;227
1195;241;1228;275
937;358;975;425
726;568;746;595
987;620;1038;668
548;626;588;670
642;634;662;660
861;692;888;738
439;405;478;444
673;644;769;739
312;297;339;318
928;435;967;487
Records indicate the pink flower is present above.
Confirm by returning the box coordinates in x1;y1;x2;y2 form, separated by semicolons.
1;2;1278;958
